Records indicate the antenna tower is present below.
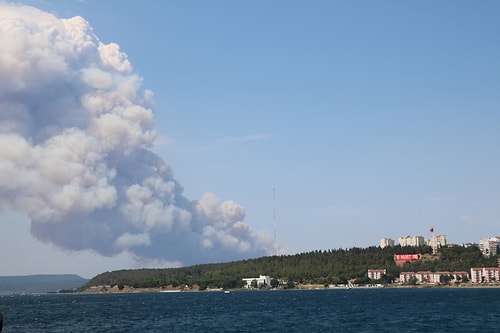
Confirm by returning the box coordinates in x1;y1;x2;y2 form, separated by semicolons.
273;186;276;255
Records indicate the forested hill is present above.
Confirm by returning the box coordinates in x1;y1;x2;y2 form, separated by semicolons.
83;246;498;290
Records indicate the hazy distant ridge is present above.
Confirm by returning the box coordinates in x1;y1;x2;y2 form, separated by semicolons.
0;274;88;294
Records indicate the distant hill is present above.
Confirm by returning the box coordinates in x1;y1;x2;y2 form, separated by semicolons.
0;274;88;294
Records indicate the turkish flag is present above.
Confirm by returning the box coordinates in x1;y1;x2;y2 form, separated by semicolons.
430;227;434;233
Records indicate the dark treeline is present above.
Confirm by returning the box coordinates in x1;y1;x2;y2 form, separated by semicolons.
82;245;497;290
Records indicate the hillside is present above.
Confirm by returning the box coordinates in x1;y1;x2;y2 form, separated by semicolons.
0;274;88;295
82;245;498;290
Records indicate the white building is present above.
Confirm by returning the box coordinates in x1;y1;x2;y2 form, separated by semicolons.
242;275;271;288
470;267;500;283
479;237;500;257
380;238;394;248
398;235;424;247
368;269;386;280
399;271;422;284
428;234;447;254
399;271;468;284
399;271;436;284
434;271;468;284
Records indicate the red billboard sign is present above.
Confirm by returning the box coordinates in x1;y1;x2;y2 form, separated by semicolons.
394;253;422;262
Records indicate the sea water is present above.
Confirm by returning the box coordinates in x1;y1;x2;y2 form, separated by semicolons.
1;288;500;332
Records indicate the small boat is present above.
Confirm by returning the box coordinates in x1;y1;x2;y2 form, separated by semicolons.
224;290;231;294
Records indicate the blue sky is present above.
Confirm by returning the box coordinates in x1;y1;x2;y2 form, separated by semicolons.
0;0;499;278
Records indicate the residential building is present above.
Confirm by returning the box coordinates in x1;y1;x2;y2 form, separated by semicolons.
399;271;417;284
368;269;386;280
398;235;424;247
428;234;447;254
418;271;435;284
380;238;394;248
433;271;468;284
470;267;500;283
399;271;469;284
452;271;469;282
242;275;271;288
479;237;500;257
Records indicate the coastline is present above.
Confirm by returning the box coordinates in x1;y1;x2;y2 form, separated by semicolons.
79;282;500;294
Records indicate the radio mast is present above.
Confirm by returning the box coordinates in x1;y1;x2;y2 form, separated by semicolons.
273;186;276;255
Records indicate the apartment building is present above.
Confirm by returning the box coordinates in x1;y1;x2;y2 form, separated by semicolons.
398;235;424;247
379;238;394;248
399;271;468;284
368;269;387;280
428;234;447;254
479;237;500;257
470;267;500;283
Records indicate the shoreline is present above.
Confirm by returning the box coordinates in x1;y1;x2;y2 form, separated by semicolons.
79;282;500;294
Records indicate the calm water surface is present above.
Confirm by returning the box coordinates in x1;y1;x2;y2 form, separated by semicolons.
1;288;499;332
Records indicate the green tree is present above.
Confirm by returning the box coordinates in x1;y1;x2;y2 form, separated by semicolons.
439;274;453;285
354;276;371;285
408;276;418;285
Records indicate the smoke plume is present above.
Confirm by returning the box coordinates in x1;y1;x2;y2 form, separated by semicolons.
0;3;273;265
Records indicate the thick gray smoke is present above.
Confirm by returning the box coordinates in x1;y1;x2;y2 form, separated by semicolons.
0;4;273;265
